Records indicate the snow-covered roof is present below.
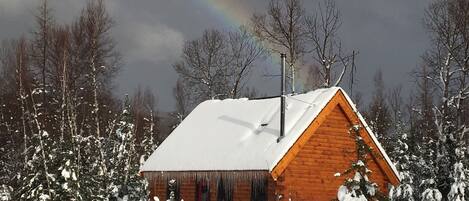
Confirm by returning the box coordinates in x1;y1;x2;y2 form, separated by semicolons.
141;87;398;179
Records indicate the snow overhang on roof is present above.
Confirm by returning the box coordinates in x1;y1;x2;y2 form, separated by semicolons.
140;87;399;181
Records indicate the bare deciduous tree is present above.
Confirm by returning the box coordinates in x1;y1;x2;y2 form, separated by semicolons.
174;28;265;111
48;26;71;142
228;26;266;98
173;79;189;122
14;38;32;168
31;0;54;130
388;86;404;123
78;0;120;138
252;0;307;93
174;29;230;103
421;0;469;196
304;0;356;88
131;86;158;144
411;64;437;148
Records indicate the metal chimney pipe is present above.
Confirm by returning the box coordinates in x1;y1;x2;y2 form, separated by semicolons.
278;53;286;143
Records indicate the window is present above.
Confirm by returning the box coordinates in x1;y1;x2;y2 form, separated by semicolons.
166;179;180;201
217;177;233;201
196;178;210;201
250;178;267;201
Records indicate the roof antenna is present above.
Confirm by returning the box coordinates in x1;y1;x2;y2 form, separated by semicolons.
278;53;286;143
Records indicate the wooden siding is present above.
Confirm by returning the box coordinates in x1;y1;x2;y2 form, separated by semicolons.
271;91;399;184
275;105;390;200
181;177;196;200
150;177;167;200
148;176;276;201
233;179;251;201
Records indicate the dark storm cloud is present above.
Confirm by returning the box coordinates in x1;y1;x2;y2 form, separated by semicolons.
0;0;432;111
335;0;431;97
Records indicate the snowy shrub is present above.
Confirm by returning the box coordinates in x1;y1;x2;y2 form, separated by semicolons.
389;125;415;201
337;185;367;201
420;179;442;201
447;162;466;201
336;124;388;200
0;185;13;201
421;188;442;201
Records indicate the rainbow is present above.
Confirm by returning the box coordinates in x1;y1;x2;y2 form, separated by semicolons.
195;0;280;65
195;0;309;90
197;0;253;29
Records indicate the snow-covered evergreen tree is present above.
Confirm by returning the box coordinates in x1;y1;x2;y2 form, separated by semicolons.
447;148;466;201
389;114;415;201
366;71;392;151
0;1;128;200
140;103;157;164
56;149;80;200
336;124;388;201
17;130;57;201
106;95;149;200
0;185;13;201
420;179;442;201
136;108;158;200
0;105;18;201
75;132;107;200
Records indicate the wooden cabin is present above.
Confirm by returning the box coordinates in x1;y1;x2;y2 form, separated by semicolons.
141;87;400;201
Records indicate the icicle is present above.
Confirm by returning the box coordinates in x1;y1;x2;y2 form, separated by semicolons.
144;169;269;199
143;170;268;183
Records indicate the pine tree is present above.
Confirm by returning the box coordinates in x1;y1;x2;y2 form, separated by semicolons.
336;124;388;201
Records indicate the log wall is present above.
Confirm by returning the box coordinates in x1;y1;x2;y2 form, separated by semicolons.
147;174;275;201
275;105;390;200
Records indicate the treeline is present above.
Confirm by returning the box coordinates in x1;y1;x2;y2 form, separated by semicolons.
0;0;158;200
362;0;469;200
1;0;468;200
171;0;469;200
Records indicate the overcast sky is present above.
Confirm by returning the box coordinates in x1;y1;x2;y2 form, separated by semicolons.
0;0;432;111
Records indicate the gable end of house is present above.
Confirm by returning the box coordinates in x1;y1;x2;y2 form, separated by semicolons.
270;89;400;185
